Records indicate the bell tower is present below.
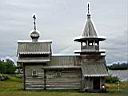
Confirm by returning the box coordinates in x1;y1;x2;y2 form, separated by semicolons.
74;3;105;55
74;4;108;91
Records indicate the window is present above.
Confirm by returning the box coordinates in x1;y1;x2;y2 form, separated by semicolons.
82;42;86;46
32;70;38;77
95;43;97;45
89;43;93;45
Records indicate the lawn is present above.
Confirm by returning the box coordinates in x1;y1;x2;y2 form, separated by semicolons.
0;76;128;96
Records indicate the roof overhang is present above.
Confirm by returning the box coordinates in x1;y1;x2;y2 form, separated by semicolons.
17;59;50;63
18;40;52;43
74;36;106;42
74;49;106;54
83;74;109;77
19;52;50;55
52;54;80;56
42;66;81;69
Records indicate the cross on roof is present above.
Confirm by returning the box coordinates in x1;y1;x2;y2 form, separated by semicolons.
88;3;90;14
33;14;36;30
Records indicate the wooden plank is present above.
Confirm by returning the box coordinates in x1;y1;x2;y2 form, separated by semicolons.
23;64;26;90
45;69;81;89
44;69;46;90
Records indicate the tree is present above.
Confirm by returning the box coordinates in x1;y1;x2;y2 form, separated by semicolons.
107;62;128;70
0;59;16;74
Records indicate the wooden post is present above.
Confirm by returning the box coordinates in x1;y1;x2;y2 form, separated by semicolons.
44;69;46;90
23;63;26;90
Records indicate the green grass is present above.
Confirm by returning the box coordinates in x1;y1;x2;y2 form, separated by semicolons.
0;76;128;96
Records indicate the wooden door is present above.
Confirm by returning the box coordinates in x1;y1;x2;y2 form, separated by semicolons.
93;77;100;89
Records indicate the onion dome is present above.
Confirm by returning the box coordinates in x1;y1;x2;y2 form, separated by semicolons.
30;30;40;42
30;14;40;42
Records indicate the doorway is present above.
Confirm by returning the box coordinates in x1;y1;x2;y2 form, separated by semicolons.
93;77;100;89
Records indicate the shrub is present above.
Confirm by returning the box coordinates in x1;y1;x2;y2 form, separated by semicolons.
105;76;120;83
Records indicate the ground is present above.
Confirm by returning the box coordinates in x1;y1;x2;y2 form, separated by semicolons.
0;76;128;96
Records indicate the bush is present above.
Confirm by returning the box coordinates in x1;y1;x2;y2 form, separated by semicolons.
105;76;120;83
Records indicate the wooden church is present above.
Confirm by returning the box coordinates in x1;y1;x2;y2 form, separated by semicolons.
17;4;108;92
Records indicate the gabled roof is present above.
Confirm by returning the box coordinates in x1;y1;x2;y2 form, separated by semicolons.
17;41;52;54
17;58;50;63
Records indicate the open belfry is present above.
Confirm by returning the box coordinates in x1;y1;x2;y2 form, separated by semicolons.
17;3;108;92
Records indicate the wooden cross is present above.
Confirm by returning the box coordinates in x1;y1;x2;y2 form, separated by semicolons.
33;14;36;30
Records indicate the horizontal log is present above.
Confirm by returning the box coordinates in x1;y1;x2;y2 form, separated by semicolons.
25;84;80;89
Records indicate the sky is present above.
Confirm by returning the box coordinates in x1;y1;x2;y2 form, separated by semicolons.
0;0;127;64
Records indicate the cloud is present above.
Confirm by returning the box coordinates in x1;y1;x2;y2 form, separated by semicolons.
0;0;127;64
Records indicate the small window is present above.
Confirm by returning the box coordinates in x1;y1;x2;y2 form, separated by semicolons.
82;42;86;46
57;72;62;77
89;43;93;45
95;43;97;45
32;70;38;77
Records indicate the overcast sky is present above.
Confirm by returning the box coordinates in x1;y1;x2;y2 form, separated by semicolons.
0;0;127;64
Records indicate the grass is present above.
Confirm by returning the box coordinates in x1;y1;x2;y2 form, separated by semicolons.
0;76;128;96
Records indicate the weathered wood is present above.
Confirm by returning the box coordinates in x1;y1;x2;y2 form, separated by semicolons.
45;69;81;89
44;69;46;90
23;64;26;90
24;65;81;89
17;6;108;91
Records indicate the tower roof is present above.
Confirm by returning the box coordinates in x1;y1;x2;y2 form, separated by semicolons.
82;3;97;37
74;3;105;42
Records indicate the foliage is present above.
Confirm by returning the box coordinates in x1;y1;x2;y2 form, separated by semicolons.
107;62;128;70
105;76;120;83
0;59;16;74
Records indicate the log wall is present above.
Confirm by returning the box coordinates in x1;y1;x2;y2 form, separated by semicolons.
24;65;81;90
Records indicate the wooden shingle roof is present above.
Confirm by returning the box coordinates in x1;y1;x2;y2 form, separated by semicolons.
81;63;108;77
49;55;80;66
17;41;52;54
82;15;97;37
74;5;105;42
